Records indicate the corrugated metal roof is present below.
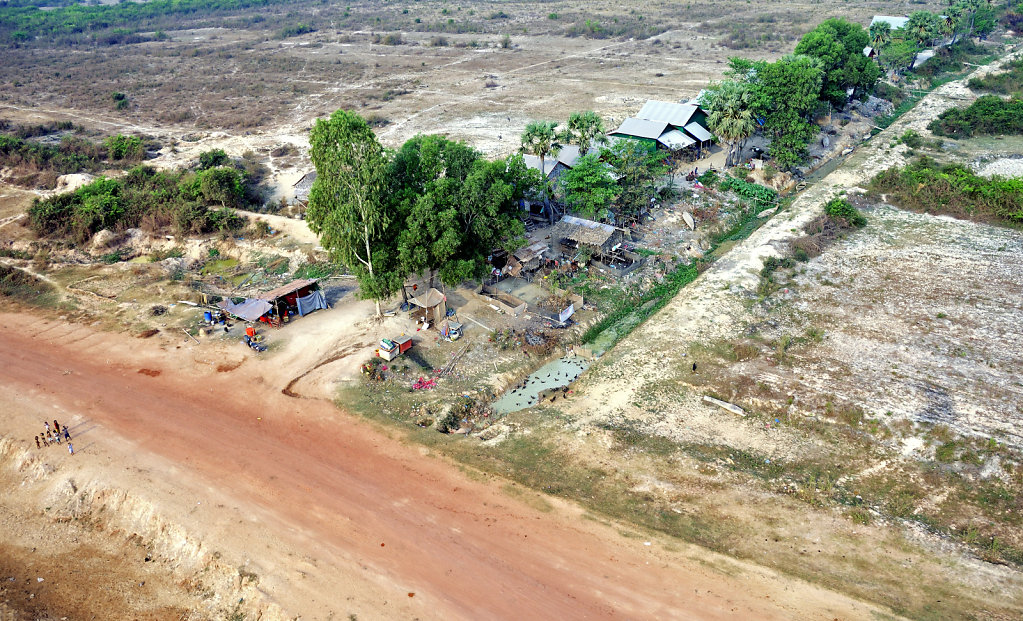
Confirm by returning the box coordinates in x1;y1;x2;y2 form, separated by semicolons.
684;122;713;142
523;146;594;177
523;154;559;177
257;278;319;301
610;118;669;140
870;15;908;30
293;171;317;189
659;129;696;150
637;100;699;127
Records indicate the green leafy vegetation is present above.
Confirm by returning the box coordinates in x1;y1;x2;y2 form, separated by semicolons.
28;165;247;244
794;18;879;105
0;133;106;182
198;148;230;170
308;110;539;315
103;134;144;162
718;176;778;209
871;157;1023;225
294;261;342;280
558;152;615;220
0;0;290;45
968;57;1023;95
929;95;1023;138
822;198;867;228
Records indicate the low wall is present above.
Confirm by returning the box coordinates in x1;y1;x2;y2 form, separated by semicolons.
477;285;528;317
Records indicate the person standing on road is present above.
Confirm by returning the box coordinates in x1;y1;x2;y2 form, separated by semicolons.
67;442;73;455
53;420;60;435
34;436;40;449
63;427;70;442
44;421;50;434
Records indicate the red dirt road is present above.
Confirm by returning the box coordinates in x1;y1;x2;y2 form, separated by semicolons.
0;318;883;620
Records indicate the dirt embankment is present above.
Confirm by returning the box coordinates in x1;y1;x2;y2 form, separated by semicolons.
0;314;896;620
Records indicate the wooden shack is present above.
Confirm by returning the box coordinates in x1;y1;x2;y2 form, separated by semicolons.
409;287;447;327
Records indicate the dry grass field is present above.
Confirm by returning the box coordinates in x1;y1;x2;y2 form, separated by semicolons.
1;0;945;155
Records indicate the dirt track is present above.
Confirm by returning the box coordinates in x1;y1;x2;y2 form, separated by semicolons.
0;315;893;620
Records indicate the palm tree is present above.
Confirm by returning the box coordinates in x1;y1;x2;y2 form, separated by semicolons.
564;111;607;152
946;4;965;45
905;11;939;68
519;120;562;221
706;81;754;168
869;21;892;65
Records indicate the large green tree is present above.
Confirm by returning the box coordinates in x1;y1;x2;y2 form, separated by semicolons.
307;109;399;316
906;11;941;67
795;18;880;105
869;21;892;65
559;151;617;220
605;140;668;220
726;55;824;169
395;135;533;287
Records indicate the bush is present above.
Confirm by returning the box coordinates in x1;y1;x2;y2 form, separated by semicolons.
0;264;57;307
198;148;229;170
104;134;144;162
28;165;248;243
929;96;1023;138
823;198;866;228
111;91;129;110
968;58;1023;95
872;157;1023;225
898;129;923;149
719;176;778;209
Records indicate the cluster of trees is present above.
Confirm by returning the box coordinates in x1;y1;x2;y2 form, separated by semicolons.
867;2;997;74
307;110;541;315
702;18;881;169
518;112;669;222
28;157;251;244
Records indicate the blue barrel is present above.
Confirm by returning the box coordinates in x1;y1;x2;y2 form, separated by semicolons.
203;311;212;322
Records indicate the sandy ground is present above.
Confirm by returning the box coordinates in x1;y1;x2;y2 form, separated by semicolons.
0;312;899;620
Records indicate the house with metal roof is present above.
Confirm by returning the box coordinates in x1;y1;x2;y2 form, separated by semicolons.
293;171;317;203
522;145;596;180
870;15;910;31
610;100;715;156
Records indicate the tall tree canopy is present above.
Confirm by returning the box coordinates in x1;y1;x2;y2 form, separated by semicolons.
725;54;824;169
395;135;534;287
869;21;892;63
558;151;617;220
795;18;879;105
307;109;399;315
604;140;668;220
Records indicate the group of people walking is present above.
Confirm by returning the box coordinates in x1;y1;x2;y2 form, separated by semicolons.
35;419;72;455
